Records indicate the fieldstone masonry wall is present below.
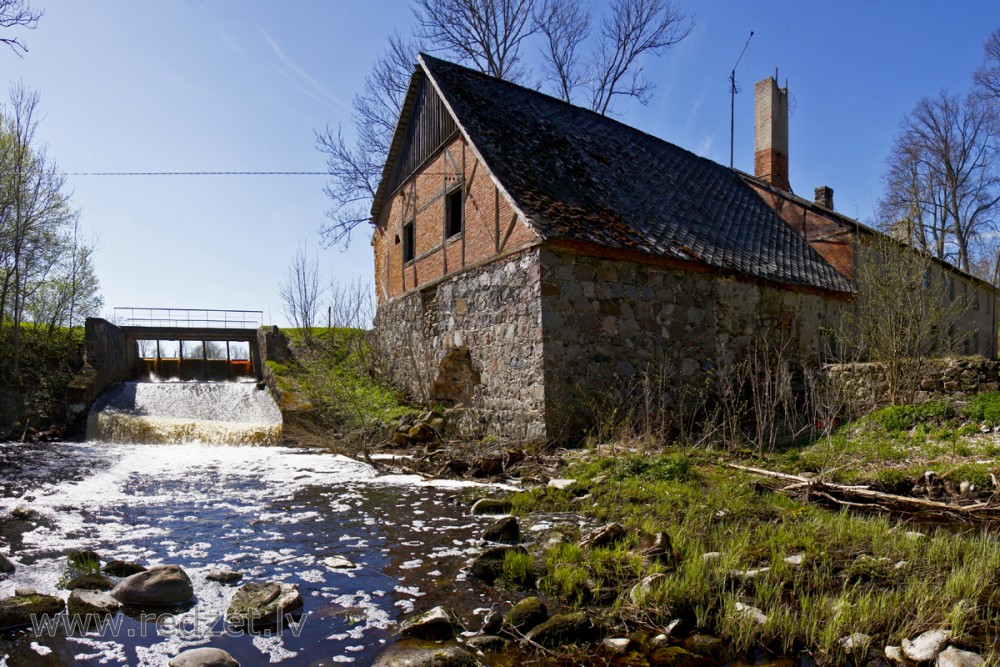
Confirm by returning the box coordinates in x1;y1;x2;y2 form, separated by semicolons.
826;358;1000;407
375;248;546;439
538;247;846;435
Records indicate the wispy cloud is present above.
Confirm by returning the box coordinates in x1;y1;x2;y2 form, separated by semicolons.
261;30;349;113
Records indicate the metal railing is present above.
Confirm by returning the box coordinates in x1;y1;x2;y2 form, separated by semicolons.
114;308;263;329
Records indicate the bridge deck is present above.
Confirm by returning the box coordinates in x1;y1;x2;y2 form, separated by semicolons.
120;326;259;342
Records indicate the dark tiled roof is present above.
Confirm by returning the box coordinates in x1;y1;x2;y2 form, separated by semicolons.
419;54;853;294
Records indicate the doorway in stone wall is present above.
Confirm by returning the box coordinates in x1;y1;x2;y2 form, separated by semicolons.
433;348;481;404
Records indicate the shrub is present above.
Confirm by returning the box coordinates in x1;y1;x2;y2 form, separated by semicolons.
867;401;954;432
961;391;1000;425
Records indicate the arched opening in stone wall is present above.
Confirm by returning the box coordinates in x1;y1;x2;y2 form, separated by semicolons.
433;348;481;404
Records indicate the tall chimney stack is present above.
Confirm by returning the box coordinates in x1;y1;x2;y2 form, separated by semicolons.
754;76;789;191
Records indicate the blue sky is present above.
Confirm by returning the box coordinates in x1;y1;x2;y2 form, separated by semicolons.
5;1;998;326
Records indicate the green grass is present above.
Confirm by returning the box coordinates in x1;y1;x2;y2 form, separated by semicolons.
269;327;415;429
500;549;536;588
514;447;1000;663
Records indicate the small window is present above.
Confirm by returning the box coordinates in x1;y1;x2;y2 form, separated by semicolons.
402;221;415;263
947;277;955;301
969;330;979;355
973;288;980;310
446;189;463;238
922;269;932;290
961;282;968;305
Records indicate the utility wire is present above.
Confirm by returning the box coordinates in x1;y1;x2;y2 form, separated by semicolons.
60;170;328;176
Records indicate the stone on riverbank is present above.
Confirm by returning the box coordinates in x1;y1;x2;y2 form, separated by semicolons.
168;647;240;667
68;589;120;617
373;643;478;667
635;532;672;565
505;596;547;634
465;634;507;651
936;647;984;667
111;564;194;605
226;582;303;626
579;523;626;549
0;593;65;630
523;611;595;648
470;546;527;584
482;516;519;544
399;606;461;640
470;498;511;515
630;573;667;605
903;629;950;663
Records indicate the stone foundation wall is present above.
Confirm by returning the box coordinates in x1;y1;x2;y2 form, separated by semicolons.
538;247;847;436
826;357;1000;407
374;248;546;440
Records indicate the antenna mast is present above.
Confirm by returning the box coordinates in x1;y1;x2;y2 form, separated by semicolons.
729;30;754;169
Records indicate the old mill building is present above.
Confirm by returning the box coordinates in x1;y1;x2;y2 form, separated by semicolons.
370;54;997;440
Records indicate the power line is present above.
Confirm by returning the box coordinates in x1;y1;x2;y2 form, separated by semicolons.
60;170;328;176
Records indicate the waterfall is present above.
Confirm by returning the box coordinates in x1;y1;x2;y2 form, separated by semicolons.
86;380;283;444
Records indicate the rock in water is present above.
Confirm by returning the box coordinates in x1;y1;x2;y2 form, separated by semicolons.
399;606;460;640
67;589;120;617
470;498;512;515
205;568;243;584
372;644;478;667
226;582;303;626
168;647;240;667
103;560;146;577
505;597;547;634
482;516;520;544
111;564;194;605
903;629;950;663
0;594;65;630
523;612;595;648
65;573;115;591
0;554;14;574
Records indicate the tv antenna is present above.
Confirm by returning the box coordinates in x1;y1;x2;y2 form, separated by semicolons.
729;30;754;169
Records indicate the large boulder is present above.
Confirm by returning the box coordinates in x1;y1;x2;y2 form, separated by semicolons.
226;582;303;626
399;606;461;640
505;597;547;634
168;647;240;667
373;644;478;667
68;589;120;617
0;593;65;630
470;498;512;515
111;564;194;605
523;612;595;648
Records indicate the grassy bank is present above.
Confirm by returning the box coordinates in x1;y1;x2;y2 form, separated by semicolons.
0;324;84;439
266;327;416;435
507;397;1000;664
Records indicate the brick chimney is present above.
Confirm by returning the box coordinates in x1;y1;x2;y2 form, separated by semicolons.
814;186;834;209
754;76;789;191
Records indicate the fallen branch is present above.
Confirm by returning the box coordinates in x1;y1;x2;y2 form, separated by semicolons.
725;463;1000;518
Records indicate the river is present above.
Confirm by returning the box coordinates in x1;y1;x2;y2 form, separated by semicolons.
0;382;514;666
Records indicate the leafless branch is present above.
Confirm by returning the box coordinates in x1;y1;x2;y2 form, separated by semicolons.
974;27;1000;100
535;0;590;103
0;0;41;57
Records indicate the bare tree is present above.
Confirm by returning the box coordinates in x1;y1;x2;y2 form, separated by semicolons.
880;90;1000;273
587;0;692;115
316;32;421;248
278;242;323;342
536;0;590;103
412;0;537;81
839;234;968;405
0;0;41;56
974;27;1000;100
317;0;692;247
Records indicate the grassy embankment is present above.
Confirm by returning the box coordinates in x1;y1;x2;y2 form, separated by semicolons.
0;324;84;439
265;327;416;437
504;394;1000;663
